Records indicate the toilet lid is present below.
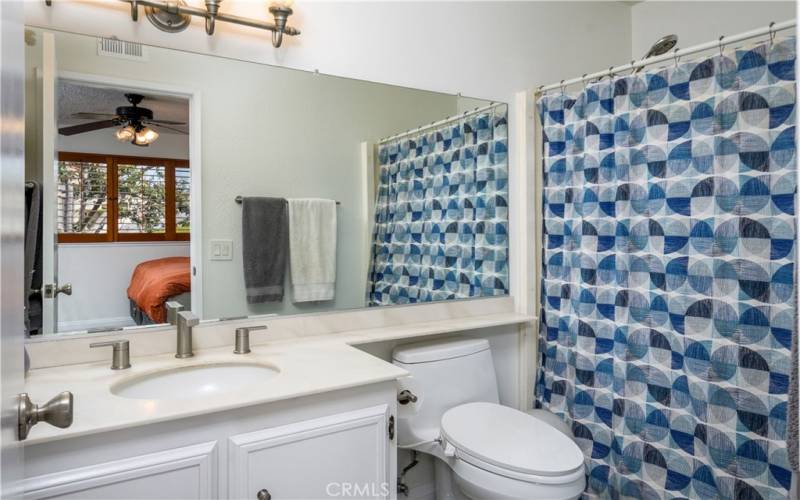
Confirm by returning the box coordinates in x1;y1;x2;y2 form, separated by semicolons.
440;402;584;477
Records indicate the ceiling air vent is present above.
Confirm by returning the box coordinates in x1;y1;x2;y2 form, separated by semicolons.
96;37;149;62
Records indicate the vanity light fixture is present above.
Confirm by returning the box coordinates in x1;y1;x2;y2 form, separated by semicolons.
43;0;301;48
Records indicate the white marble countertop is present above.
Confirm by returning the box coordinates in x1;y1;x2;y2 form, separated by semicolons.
23;308;534;445
23;339;408;445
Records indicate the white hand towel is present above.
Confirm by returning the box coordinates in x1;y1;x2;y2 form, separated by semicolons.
288;198;337;302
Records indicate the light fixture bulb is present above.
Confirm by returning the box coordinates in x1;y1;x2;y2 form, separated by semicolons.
134;126;159;146
271;0;294;9
115;125;136;142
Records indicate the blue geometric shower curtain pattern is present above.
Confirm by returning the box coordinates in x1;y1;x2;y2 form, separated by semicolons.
535;37;796;499
368;105;509;305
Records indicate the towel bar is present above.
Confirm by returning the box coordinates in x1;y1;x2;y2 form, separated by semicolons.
235;196;340;205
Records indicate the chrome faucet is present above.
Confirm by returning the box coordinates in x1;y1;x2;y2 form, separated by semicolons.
175;311;199;359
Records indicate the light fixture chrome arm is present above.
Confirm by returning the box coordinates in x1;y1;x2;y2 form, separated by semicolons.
44;0;300;48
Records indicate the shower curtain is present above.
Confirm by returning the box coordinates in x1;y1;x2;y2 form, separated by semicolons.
535;37;796;499
367;106;509;306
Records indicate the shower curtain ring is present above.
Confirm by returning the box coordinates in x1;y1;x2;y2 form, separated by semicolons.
560;80;566;95
718;35;725;56
769;21;776;45
582;74;588;91
673;48;680;67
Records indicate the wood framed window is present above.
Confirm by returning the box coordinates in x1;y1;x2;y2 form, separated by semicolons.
57;152;190;243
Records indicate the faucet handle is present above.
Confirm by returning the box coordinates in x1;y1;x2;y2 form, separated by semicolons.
177;310;200;327
165;301;184;325
234;325;266;354
237;325;267;334
90;339;131;370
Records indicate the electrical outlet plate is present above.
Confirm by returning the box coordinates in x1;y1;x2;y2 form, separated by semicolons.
209;239;233;261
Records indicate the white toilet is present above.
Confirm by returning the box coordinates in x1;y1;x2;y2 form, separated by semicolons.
393;337;586;500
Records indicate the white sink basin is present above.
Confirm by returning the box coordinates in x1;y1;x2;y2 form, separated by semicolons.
111;362;280;400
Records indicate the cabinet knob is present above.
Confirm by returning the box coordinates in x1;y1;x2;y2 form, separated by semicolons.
257;489;271;500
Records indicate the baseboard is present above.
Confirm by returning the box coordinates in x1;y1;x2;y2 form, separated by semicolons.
57;316;135;333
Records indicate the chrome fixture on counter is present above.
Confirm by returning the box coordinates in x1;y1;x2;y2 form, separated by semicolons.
90;339;132;370
18;391;74;441
176;311;200;358
233;325;267;354
43;0;300;48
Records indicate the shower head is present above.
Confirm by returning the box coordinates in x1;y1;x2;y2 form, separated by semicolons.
632;34;678;74
643;34;678;59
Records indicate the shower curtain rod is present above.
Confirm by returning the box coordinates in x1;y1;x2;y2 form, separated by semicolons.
378;101;506;144
535;19;796;95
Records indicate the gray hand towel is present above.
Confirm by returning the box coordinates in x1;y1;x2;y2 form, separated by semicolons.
241;197;288;303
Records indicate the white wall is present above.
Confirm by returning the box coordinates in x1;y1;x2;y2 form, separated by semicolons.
57;242;190;331
631;1;796;58
25;2;632;101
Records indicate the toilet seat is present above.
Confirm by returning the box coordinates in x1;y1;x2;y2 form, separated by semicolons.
440;402;585;484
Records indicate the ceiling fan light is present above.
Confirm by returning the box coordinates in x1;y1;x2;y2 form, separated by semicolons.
134;126;159;146
115;125;136;142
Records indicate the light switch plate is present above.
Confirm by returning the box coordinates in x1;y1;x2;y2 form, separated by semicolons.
209;239;233;260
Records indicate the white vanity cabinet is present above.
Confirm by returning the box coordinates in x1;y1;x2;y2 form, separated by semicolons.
23;441;218;499
228;405;392;499
23;383;397;500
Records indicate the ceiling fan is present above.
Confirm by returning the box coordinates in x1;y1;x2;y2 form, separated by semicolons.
58;93;187;147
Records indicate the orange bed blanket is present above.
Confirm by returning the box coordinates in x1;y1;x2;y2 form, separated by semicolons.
127;256;191;324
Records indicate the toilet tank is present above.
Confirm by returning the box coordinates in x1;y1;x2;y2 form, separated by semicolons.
393;337;499;447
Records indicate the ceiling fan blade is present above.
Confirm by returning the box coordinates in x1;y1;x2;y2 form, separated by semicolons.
71;112;119;120
146;119;187;125
58;120;118;136
148;123;188;135
143;120;189;135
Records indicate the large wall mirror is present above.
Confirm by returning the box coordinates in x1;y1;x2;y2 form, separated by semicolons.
24;27;510;337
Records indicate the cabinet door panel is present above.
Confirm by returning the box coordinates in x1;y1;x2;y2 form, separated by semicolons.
24;441;217;500
229;405;391;500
